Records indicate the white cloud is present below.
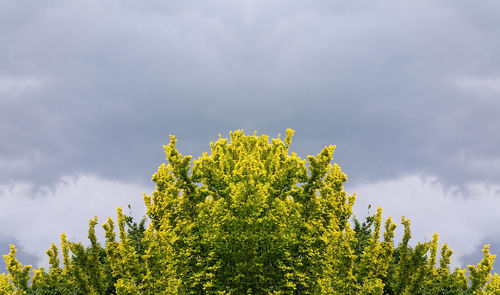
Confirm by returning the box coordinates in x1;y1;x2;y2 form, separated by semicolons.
349;175;500;268
455;76;500;97
0;77;45;97
0;175;150;267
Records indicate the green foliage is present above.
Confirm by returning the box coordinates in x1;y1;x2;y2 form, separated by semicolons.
469;245;496;294
3;245;31;294
352;206;375;259
2;129;500;294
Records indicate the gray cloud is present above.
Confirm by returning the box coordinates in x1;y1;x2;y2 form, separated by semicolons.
1;0;499;187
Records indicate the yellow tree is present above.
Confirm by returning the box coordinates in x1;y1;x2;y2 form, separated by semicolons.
142;129;357;294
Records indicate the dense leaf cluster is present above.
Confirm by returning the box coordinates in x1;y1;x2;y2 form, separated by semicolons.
1;130;499;294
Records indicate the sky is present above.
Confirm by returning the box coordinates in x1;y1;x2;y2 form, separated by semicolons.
1;0;500;270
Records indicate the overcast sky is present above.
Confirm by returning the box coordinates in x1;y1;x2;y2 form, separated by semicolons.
1;0;500;270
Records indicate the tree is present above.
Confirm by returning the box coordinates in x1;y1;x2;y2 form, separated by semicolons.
141;129;359;294
2;129;500;294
